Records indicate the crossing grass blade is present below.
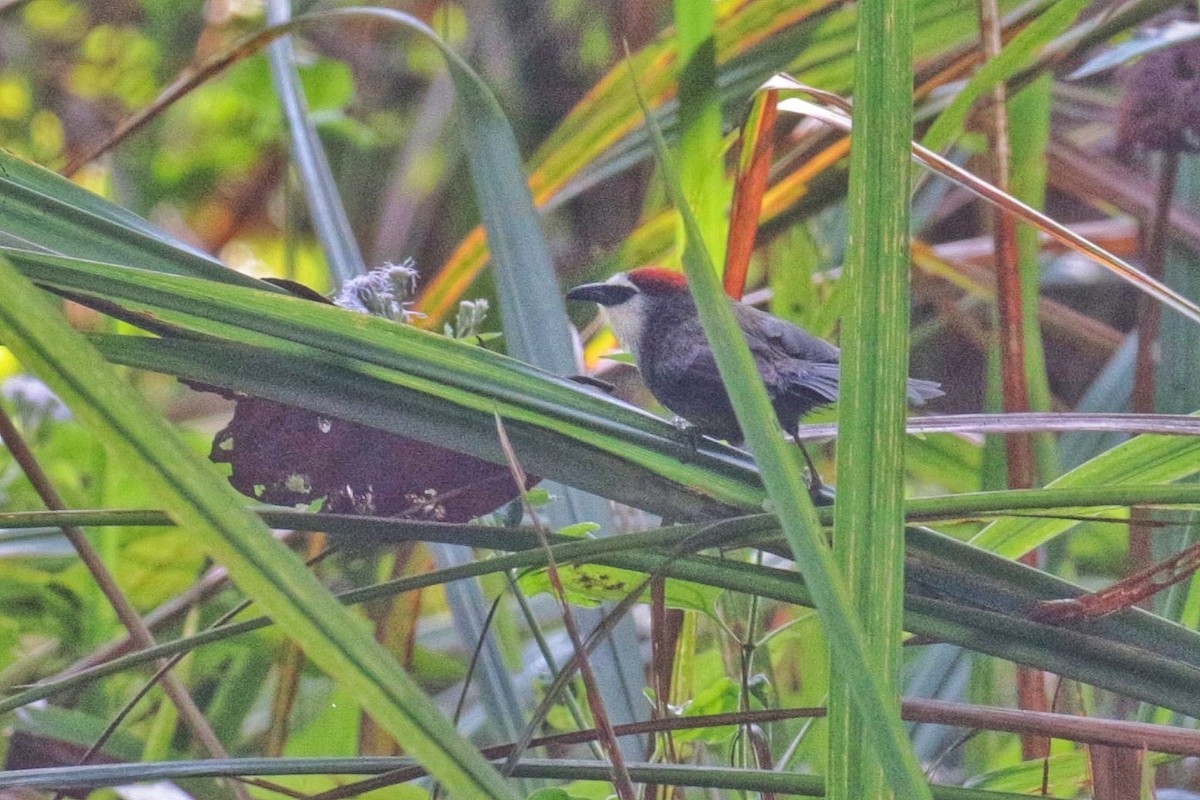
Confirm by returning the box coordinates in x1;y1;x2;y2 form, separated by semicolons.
9;508;1200;720
5;247;767;517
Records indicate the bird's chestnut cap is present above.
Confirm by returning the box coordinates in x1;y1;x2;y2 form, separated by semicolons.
626;267;688;294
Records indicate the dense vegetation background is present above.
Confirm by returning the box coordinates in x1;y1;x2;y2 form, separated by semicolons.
2;0;1200;797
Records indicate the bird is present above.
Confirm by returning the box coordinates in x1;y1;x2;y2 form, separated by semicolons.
567;267;942;445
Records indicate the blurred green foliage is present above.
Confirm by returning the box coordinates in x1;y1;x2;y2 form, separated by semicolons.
3;0;1200;794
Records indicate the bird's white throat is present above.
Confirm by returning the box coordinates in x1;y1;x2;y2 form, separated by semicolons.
599;293;647;362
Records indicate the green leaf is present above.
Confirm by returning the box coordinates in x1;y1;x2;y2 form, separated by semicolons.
673;0;729;269
971;426;1200;557
7;513;1200;719
1067;19;1200;80
6;248;766;519
0;754;1043;797
673;675;743;744
266;0;366;285
527;790;592;800
965;752;1089;794
0;150;269;290
828;0;914;792
518;565;722;616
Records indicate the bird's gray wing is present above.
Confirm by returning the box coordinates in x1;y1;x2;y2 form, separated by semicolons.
734;303;841;363
644;326;734;412
669;345;730;395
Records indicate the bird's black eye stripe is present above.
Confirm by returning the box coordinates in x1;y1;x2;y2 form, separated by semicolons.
603;285;637;304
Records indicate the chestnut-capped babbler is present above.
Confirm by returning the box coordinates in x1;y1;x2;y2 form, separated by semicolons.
567;267;942;444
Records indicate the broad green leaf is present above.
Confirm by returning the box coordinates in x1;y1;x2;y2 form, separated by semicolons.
672;676;743;744
518;565;722;616
971;427;1200;557
528;790;593;800
965;752;1088;794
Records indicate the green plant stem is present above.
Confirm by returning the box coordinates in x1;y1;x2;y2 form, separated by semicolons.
829;0;915;794
0;755;1061;799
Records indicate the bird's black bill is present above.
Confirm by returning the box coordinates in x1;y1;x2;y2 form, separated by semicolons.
566;282;636;306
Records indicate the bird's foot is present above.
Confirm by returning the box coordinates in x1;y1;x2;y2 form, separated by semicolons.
802;465;826;504
791;432;826;502
671;417;707;462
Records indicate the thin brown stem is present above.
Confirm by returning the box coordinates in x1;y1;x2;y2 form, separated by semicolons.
492;413;637;800
310;696;1200;798
1031;534;1200;623
976;0;1047;757
1129;149;1180;575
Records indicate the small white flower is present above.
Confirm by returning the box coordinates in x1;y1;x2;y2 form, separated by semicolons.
334;259;423;323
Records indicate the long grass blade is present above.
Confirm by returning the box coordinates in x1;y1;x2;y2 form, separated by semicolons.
9;511;1200;720
265;0;367;286
673;0;728;269
0;151;267;290
828;0;914;791
921;0;1090;152
973;429;1200;556
0;756;1041;798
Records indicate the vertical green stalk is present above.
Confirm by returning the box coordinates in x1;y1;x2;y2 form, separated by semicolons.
1008;75;1059;483
829;0;913;796
673;0;728;269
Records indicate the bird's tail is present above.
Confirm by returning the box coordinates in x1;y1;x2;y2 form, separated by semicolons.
906;377;944;405
793;363;943;406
